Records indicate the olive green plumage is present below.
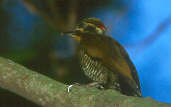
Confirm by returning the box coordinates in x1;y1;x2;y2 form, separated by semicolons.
65;18;142;97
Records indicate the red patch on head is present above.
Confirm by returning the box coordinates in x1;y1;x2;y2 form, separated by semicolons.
98;25;105;31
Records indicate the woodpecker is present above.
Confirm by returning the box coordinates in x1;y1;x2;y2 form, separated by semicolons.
64;18;142;97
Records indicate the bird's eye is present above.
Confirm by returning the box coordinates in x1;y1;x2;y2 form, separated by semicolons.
78;22;97;32
78;22;89;28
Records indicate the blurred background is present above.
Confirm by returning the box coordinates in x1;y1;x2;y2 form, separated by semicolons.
0;0;170;106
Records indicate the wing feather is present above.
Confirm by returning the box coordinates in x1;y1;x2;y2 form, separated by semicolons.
81;34;140;88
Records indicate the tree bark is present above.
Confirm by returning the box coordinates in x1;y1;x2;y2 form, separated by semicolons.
0;57;170;107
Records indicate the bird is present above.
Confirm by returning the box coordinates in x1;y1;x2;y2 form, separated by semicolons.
63;18;142;97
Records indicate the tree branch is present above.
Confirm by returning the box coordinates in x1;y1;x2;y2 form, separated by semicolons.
0;57;170;107
125;16;171;49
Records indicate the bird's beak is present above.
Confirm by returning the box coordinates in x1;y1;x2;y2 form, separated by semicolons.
60;31;75;36
61;27;84;35
61;30;81;42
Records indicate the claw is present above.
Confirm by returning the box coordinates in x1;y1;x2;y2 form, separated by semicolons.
67;85;73;93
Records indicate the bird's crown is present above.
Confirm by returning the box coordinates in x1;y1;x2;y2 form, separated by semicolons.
76;18;106;35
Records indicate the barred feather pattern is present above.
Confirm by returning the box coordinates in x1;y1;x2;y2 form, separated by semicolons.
79;49;109;85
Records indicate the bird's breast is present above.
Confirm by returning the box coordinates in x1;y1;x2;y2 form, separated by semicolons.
79;49;109;85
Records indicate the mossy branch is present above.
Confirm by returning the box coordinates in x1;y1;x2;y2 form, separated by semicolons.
0;57;170;107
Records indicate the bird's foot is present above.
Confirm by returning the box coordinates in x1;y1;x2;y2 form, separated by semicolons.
87;82;104;90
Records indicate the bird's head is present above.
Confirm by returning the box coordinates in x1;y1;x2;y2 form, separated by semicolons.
61;18;106;41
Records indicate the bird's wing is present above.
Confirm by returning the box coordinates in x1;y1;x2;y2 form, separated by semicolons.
81;35;140;88
106;37;141;88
